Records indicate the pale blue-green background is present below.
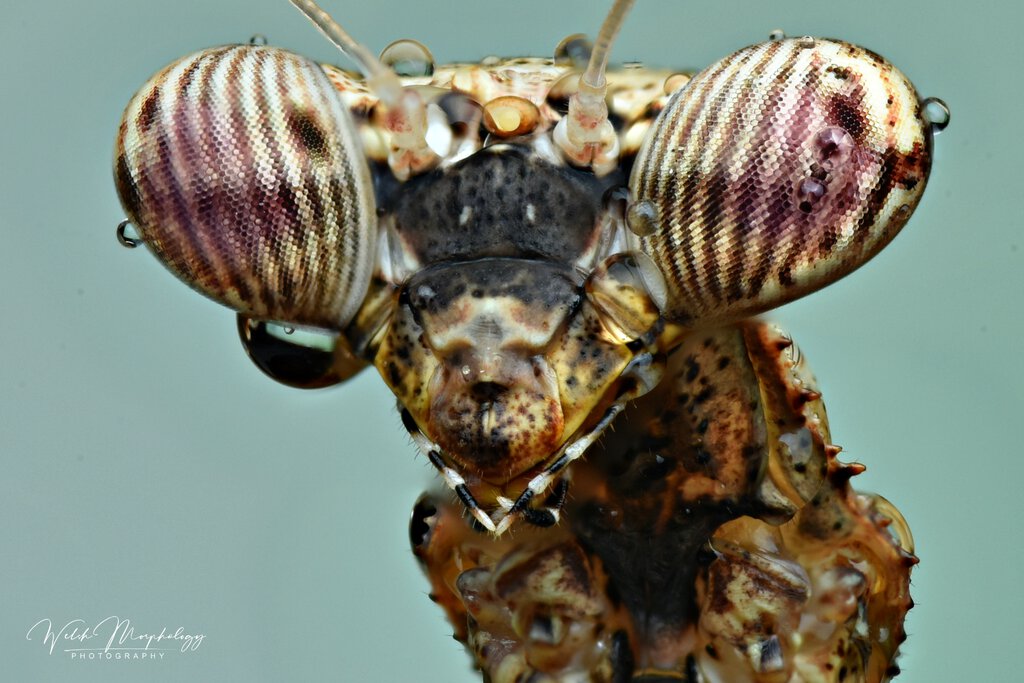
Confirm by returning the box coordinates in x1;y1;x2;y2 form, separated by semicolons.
1;1;1017;681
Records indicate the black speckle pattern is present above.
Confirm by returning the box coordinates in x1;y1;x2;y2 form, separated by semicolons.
394;147;608;263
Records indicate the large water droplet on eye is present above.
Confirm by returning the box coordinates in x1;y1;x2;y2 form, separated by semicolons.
921;96;950;134
248;34;268;46
380;39;435;77
553;33;593;67
814;126;856;169
626;200;659;236
796;177;828;214
237;315;366;388
768;29;786;41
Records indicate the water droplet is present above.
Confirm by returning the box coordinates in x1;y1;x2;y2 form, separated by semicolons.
796;177;827;214
768;29;786;41
921;96;950;134
380;39;434;77
897;203;911;219
798;36;816;49
249;34;268;46
626;200;659;237
116;219;141;248
869;493;915;555
553;33;593;67
814;127;855;169
663;73;690;95
237;315;364;389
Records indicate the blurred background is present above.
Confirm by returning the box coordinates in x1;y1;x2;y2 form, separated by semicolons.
1;1;1017;680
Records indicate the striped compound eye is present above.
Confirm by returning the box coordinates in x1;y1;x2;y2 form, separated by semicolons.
629;37;934;327
114;45;377;330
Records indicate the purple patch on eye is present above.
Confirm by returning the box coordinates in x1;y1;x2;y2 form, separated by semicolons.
796;177;828;214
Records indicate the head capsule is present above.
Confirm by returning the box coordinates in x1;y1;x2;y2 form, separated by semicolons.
369;147;666;502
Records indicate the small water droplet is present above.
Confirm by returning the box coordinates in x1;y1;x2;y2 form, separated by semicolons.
626;200;659;237
116;219;141;248
283;326;296;335
380;39;435;77
798;36;816;49
897;203;911;219
553;33;593;67
921;97;950;133
814;127;856;169
249;34;268;46
663;73;690;95
461;365;472;377
769;29;786;41
795;177;827;214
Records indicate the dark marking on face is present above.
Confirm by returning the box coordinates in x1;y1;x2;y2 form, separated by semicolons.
684;356;700;382
394;146;614;263
693;386;715;405
406;258;580;314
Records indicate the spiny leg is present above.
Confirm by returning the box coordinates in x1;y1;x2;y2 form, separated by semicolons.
519;478;570;528
400;407;497;533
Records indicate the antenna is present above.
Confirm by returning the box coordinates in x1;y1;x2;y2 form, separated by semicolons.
289;0;438;178
554;0;636;174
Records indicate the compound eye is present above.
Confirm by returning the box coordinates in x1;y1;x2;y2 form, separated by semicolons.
629;38;934;327
114;45;377;330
